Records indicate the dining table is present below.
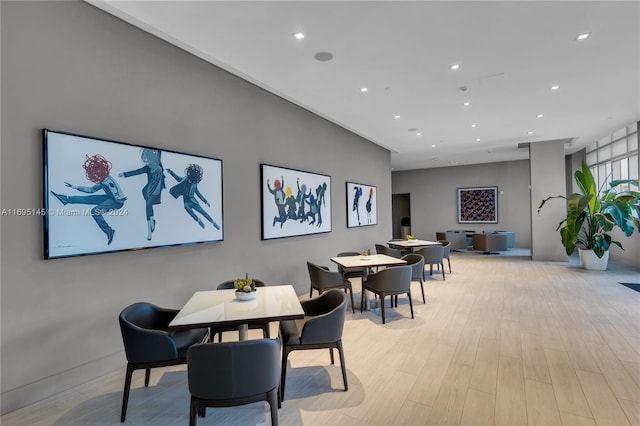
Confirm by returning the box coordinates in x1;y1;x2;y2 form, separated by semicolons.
330;253;407;310
168;285;304;341
387;239;441;251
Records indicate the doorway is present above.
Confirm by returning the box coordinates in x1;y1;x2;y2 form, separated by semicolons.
392;193;411;239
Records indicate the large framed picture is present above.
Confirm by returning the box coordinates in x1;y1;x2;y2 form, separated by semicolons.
346;182;377;228
260;164;331;240
457;186;498;223
43;129;223;259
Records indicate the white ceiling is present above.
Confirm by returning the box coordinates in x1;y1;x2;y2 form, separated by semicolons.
90;1;639;171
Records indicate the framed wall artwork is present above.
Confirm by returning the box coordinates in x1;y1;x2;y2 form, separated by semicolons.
346;181;377;228
457;186;498;223
43;129;224;259
260;164;331;240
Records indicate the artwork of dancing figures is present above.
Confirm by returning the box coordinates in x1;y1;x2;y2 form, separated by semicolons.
346;182;377;228
43;129;223;259
261;164;331;240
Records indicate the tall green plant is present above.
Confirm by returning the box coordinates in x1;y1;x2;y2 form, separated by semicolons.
538;161;640;258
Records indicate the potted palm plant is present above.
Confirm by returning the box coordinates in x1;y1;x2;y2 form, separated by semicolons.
538;160;639;270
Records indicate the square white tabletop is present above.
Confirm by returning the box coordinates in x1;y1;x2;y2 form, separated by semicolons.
168;285;304;333
330;253;407;269
387;239;441;248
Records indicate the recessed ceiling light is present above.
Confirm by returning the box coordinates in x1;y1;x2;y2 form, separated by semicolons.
360;87;368;93
431;144;436;148
416;132;422;136
394;115;401;119
537;114;544;118
551;85;560;90
471;124;477;128
463;101;471;106
293;32;305;40
450;64;460;70
476;138;481;142
576;32;590;41
314;51;333;61
527;131;534;135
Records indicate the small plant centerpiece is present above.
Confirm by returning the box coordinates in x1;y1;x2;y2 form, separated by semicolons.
406;234;416;240
234;273;257;300
361;249;370;257
538;160;639;270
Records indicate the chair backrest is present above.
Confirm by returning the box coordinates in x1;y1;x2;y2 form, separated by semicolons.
415;245;444;263
401;253;425;281
187;339;280;400
119;302;179;363
337;251;361;257
336;252;365;277
364;265;412;293
375;243;402;258
217;279;266;290
300;290;347;344
307;261;344;289
439;240;451;257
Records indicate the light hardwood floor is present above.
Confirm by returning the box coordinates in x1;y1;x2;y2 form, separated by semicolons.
3;253;639;426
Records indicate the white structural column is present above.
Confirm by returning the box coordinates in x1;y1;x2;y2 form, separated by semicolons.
529;140;568;261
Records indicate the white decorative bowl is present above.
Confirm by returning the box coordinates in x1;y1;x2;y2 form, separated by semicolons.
235;290;257;301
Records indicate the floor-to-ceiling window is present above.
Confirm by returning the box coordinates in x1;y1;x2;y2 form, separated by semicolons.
586;121;639;191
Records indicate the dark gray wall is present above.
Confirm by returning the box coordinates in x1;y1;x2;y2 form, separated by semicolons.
392;160;531;247
0;1;391;413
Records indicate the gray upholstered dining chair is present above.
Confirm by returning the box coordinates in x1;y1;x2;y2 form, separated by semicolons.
279;289;348;401
401;253;426;303
414;245;446;280
388;239;412;256
375;243;403;258
308;261;355;313
438;240;452;273
119;302;208;422
210;279;269;342
361;265;414;324
336;251;369;283
187;339;280;426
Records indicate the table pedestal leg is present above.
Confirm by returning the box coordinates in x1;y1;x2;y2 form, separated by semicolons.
361;271;378;311
238;324;249;341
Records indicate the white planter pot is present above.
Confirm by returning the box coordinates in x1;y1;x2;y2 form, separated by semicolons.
579;249;609;270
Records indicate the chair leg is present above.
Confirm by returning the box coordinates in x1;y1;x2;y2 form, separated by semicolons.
447;258;451;273
360;288;365;313
144;368;151;387
441;262;445;280
277;384;282;409
430;264;433;276
329;347;335;364
280;347;290;401
189;397;198;426
263;323;271;338
380;292;386;324
347;287;355;314
336;340;349;391
407;290;414;319
419;279;426;303
267;388;279;426
120;364;135;422
309;286;313;299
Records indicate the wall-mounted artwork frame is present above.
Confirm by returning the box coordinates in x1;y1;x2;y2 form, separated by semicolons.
346;182;377;228
260;164;331;240
43;129;223;259
457;186;498;223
